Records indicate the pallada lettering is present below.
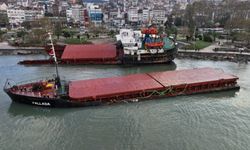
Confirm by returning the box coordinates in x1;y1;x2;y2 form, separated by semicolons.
32;102;51;106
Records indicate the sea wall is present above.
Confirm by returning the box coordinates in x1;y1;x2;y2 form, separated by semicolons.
177;51;250;63
0;48;45;55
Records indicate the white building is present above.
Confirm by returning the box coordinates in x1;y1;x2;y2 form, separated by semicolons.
59;1;69;13
142;8;150;23
66;4;84;23
0;3;8;11
7;7;25;25
17;0;33;7
152;9;166;24
7;6;44;25
25;8;44;21
128;8;138;23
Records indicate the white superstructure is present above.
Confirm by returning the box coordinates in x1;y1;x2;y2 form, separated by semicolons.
116;28;165;60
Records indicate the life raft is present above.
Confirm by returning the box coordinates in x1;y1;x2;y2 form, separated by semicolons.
141;28;158;34
145;42;164;48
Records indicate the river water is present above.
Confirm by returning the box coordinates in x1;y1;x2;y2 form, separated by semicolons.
0;55;250;150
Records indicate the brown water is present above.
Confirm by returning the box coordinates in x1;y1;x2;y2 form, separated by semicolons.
0;55;250;150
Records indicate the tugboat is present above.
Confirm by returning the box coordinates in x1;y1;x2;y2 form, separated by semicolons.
115;26;177;64
4;33;239;108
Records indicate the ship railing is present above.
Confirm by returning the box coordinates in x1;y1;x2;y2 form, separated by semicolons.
4;79;17;90
56;80;69;96
5;75;66;87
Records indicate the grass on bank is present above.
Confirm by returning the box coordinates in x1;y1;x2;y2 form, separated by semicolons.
64;38;92;44
183;40;212;50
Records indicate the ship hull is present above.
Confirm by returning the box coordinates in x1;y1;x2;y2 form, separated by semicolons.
4;85;239;108
18;46;178;65
121;48;177;65
4;89;103;107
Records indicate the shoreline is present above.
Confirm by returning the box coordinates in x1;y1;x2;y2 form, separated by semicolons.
0;41;45;55
177;50;249;63
0;48;45;55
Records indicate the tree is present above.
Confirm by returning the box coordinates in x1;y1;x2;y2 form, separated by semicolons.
62;29;76;39
108;30;115;38
174;17;183;27
0;11;8;27
63;31;71;38
0;30;6;41
28;28;47;45
31;17;53;33
21;21;32;30
184;4;195;37
54;21;62;39
17;30;28;41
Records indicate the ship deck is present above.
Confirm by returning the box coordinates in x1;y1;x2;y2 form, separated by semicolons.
68;68;239;101
61;44;117;61
10;81;57;99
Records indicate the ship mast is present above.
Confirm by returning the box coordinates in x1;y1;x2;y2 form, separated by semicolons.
48;32;61;88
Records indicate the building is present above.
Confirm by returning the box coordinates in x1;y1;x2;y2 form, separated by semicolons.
66;4;84;23
0;2;7;11
7;6;44;26
152;9;166;24
59;1;69;16
127;8;138;23
0;3;8;27
87;4;103;26
7;7;25;25
24;7;44;21
142;8;150;23
17;0;32;7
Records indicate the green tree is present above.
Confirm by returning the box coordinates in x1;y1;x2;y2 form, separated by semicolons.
21;21;32;30
0;30;6;41
108;30;115;38
0;11;8;27
184;4;195;37
28;28;47;45
17;30;28;38
17;30;28;42
54;21;62;39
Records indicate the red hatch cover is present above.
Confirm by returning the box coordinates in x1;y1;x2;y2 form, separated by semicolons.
148;68;238;87
61;44;117;60
69;74;163;100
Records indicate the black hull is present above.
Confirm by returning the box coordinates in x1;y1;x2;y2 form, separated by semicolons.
121;48;177;65
18;47;178;65
4;90;103;108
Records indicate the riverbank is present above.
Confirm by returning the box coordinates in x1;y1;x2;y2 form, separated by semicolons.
0;48;45;55
177;50;249;63
0;37;115;56
0;41;45;55
177;42;249;63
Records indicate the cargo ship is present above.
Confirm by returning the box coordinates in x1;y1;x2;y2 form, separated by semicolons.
6;33;239;108
19;27;177;65
4;67;239;107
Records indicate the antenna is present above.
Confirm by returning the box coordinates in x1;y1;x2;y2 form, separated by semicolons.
48;32;61;88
